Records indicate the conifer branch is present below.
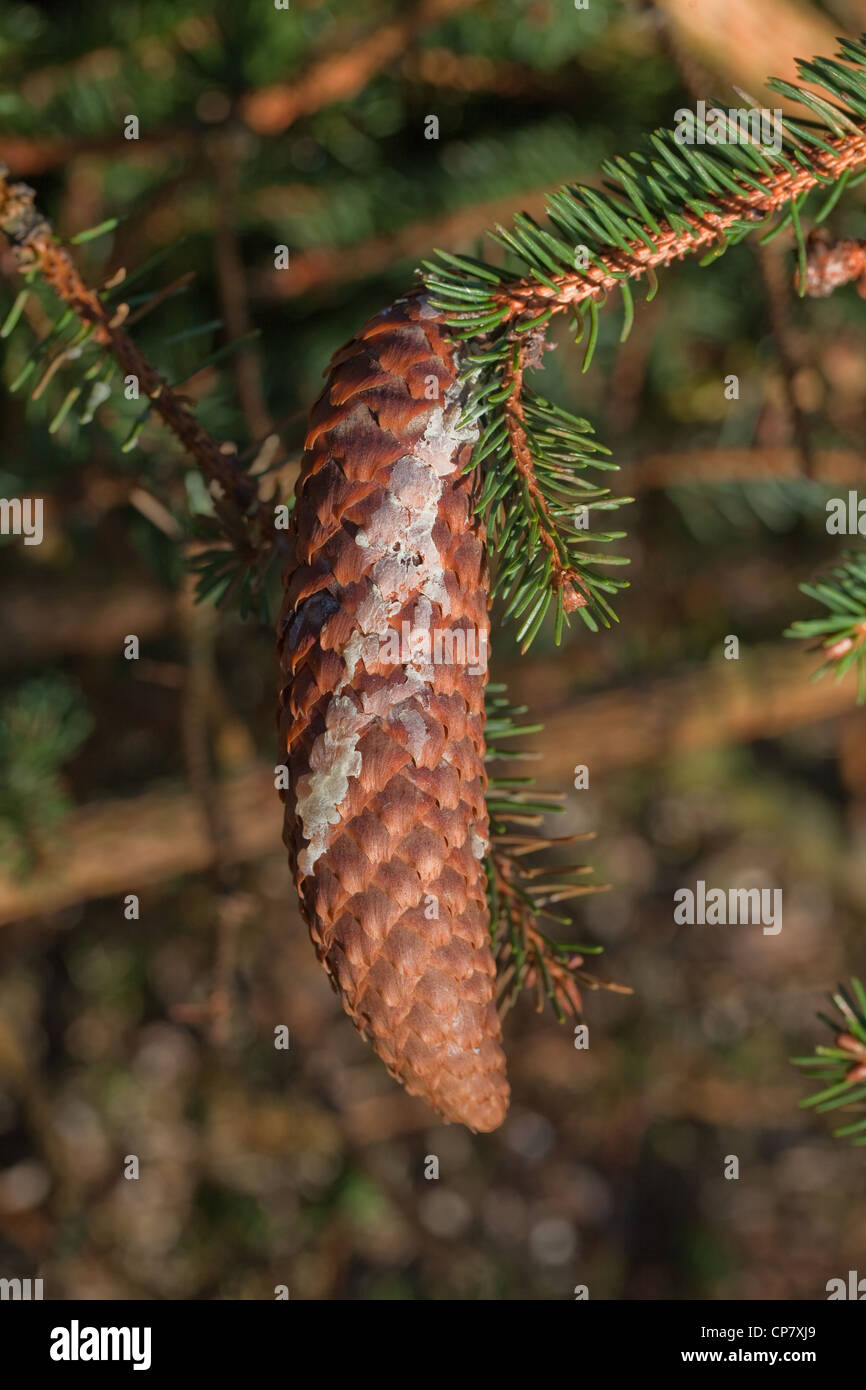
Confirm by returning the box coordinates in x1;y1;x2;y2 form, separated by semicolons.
502;342;589;615
483;130;866;325
484;685;625;1020
785;554;866;703
0;171;246;498
424;36;866;654
792;979;866;1149
0;166;282;610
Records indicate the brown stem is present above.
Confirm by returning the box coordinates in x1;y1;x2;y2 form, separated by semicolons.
0;167;277;566
502;345;588;612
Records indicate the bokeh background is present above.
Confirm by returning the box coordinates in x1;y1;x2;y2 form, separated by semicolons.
1;0;866;1300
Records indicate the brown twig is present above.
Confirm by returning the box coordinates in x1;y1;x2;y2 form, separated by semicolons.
489;843;627;1021
0;167;277;568
502;342;588;613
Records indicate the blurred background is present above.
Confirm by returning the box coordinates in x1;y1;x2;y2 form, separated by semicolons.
1;0;866;1300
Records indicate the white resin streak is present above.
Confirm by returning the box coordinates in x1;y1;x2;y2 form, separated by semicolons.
295;348;481;877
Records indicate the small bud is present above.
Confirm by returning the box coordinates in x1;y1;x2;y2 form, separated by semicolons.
561;581;586;613
826;637;854;660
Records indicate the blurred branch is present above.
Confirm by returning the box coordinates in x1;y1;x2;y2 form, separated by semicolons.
401;46;552;99
0;765;281;927
0;577;175;668
210;132;274;441
1;641;860;927
0;0;485;175
520;641;864;783
239;0;483;135
652;0;841;105
755;240;814;476
258;186;554;300
622;447;866;491
0;131;198;178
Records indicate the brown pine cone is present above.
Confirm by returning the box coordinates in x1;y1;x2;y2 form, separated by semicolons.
278;294;510;1132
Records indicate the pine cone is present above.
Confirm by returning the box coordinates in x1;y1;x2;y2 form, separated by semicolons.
278;294;510;1132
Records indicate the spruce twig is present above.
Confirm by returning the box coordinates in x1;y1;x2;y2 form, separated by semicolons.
424;36;866;658
489;131;866;325
0;167;278;574
785;555;866;703
792;980;866;1150
502;341;590;617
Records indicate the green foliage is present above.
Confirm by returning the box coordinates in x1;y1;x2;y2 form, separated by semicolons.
0;220;284;618
484;682;554;826
424;36;866;653
0;231;233;452
186;475;287;626
484;684;605;1020
667;477;829;542
0;676;92;875
463;358;631;646
427;38;866;327
785;553;866;703
791;979;866;1149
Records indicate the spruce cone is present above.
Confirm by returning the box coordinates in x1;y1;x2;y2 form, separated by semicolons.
278;294;510;1132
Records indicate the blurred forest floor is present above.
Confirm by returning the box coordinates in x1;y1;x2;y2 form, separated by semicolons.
2;0;866;1299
